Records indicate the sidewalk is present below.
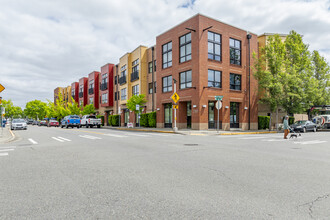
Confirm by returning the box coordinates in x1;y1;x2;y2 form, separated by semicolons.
0;126;15;144
102;126;278;136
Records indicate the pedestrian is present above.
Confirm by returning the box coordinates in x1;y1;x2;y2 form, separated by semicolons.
283;115;289;139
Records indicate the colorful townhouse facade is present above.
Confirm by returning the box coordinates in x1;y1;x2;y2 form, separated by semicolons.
54;13;264;130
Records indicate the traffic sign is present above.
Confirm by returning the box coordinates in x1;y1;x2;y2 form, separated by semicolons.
0;84;5;93
171;92;180;103
215;100;222;109
136;104;140;111
173;105;178;109
215;95;223;101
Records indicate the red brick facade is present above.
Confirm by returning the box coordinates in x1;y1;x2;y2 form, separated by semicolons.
87;71;100;109
71;82;79;103
78;77;88;107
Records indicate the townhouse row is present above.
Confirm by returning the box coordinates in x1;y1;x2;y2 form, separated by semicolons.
54;14;276;130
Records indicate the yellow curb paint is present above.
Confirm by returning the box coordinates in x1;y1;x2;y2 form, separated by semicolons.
8;128;15;138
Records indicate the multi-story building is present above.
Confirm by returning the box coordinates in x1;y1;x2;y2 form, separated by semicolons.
78;77;88;107
87;71;100;110
71;82;79;103
63;86;72;104
54;87;64;105
146;46;157;113
156;14;258;130
98;63;115;125
117;45;148;126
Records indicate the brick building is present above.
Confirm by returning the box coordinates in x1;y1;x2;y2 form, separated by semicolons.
78;77;88;107
156;14;258;130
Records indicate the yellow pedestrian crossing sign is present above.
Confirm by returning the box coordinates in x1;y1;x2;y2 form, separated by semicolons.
173;105;178;109
0;84;5;93
171;92;180;103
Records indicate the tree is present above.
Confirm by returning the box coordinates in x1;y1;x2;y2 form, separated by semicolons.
54;91;69;121
1;99;24;118
25;100;48;120
126;94;147;125
67;98;81;116
82;104;95;115
311;50;330;105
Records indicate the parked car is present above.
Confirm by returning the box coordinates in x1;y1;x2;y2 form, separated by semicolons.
38;120;48;126
290;120;317;133
32;120;39;125
26;119;34;125
11;119;27;130
61;115;81;128
80;115;102;128
48;120;59;127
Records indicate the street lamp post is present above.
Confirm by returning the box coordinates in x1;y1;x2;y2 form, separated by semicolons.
173;79;178;132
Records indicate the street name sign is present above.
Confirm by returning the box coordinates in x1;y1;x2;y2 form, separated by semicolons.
215;95;223;101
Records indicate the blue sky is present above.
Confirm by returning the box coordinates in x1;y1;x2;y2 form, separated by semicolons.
0;0;329;108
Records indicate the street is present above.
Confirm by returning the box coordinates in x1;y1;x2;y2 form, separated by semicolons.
1;126;330;219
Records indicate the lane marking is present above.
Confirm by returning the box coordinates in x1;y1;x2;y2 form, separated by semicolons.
103;133;126;138
0;146;16;149
28;138;38;144
0;149;15;152
0;153;9;156
239;137;267;140
294;140;327;145
262;139;286;142
79;135;102;140
52;137;65;142
57;137;71;142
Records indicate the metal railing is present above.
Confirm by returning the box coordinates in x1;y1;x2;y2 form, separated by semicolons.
119;76;127;85
131;71;139;82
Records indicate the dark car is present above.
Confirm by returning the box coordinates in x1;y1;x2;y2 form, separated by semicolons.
26;119;34;125
48;120;59;127
38;120;48;126
32;120;38;125
290;120;317;133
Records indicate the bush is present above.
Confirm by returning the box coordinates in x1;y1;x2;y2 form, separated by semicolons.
108;115;112;126
148;112;156;128
258;116;270;130
111;115;120;126
140;113;148;127
97;115;104;126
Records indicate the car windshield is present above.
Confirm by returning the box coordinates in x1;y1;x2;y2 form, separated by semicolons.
296;120;307;125
71;116;80;119
12;119;25;123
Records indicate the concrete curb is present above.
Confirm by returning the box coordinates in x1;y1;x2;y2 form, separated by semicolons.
115;128;176;134
0;128;16;143
219;131;278;135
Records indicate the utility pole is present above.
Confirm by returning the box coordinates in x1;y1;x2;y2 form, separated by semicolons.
173;79;178;132
247;33;252;130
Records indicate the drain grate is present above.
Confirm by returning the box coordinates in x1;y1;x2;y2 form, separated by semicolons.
184;144;199;146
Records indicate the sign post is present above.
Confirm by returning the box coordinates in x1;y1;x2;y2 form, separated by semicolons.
136;104;140;128
215;96;223;133
171;80;180;132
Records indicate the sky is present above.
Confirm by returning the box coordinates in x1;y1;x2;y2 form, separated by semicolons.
1;0;330;109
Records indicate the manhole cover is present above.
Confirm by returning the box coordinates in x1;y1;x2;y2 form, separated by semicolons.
184;144;199;146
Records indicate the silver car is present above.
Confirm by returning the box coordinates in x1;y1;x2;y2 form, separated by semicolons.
11;119;28;130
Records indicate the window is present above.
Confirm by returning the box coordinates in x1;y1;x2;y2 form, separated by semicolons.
230;38;241;65
132;84;139;96
114;76;117;84
179;33;192;63
115;91;120;101
89;79;94;89
71;88;75;97
102;73;108;84
79;85;83;93
121;88;127;100
154;60;156;71
102;93;108;104
208;32;221;61
230;73;241;90
162;42;172;68
154;81;156;93
148;82;156;94
89;97;94;104
162;75;172;93
148;62;153;73
132;59;139;74
208;69;221;88
132;59;139;66
180;70;192;89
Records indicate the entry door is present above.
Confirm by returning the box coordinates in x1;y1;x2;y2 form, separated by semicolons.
124;110;129;126
187;102;191;129
164;104;172;128
208;102;215;129
230;102;239;128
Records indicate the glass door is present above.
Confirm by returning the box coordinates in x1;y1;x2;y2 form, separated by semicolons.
230;102;239;128
187;102;191;129
208;102;215;129
164;104;172;128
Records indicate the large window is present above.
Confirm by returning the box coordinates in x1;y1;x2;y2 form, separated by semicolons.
89;79;94;94
230;73;241;90
208;69;221;88
148;62;153;73
208;32;221;61
102;93;108;104
121;88;127;100
180;33;192;63
149;82;156;94
162;75;172;93
115;91;120;101
132;84;139;96
162;42;172;69
180;70;192;89
230;38;241;65
89;97;94;104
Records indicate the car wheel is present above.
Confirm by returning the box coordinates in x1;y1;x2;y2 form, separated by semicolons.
66;124;68;129
313;127;317;132
86;123;89;128
303;127;306;133
77;125;79;129
97;125;100;128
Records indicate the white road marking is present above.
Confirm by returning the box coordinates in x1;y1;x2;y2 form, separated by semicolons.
79;135;102;140
0;149;15;152
0;153;9;156
122;133;149;137
28;138;38;144
294;140;327;145
52;137;65;142
262;139;286;142
239;137;267;140
0;146;16;149
103;133;127;138
57;137;71;142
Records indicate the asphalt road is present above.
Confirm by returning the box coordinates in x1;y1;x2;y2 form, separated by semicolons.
1;126;330;219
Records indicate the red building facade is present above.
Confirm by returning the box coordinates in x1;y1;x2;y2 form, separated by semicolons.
71;82;79;103
87;71;100;109
78;77;88;107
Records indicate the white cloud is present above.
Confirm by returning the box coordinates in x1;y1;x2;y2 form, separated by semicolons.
0;0;329;108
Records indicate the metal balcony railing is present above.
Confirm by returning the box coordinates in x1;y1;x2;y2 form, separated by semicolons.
131;71;139;82
100;83;108;91
119;75;127;85
79;92;83;98
88;88;94;95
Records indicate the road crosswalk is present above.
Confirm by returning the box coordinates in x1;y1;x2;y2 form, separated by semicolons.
0;146;16;157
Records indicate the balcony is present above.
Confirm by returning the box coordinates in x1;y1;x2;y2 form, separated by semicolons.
131;71;139;82
100;83;108;91
88;88;94;95
79;92;83;98
119;75;127;85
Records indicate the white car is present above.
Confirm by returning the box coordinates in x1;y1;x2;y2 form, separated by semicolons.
11;119;27;130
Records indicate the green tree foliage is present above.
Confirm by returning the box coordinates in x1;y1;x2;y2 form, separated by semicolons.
81;104;95;115
67;98;81;116
54;91;70;121
25;100;48;119
127;95;147;114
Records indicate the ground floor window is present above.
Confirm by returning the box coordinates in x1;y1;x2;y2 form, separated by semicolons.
230;102;239;128
164;104;172;128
